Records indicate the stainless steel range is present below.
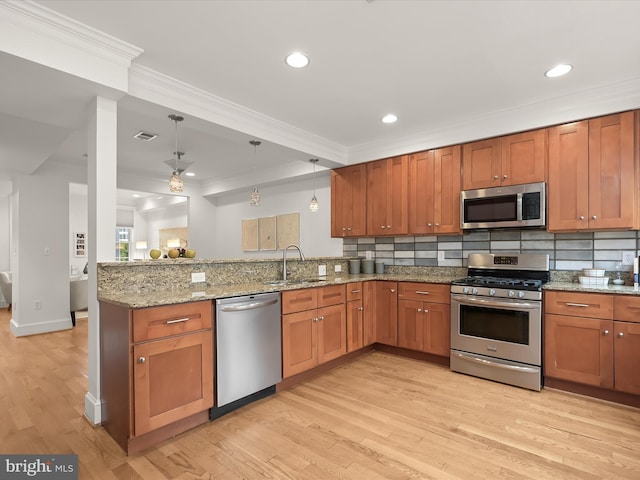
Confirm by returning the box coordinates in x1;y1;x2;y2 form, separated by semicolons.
450;253;550;391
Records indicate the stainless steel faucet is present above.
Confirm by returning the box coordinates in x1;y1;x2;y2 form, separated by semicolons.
283;244;305;280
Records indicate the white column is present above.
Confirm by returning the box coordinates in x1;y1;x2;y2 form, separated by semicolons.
84;96;117;425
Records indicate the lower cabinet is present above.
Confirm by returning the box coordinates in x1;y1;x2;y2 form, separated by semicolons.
397;283;450;357
282;285;347;378
374;281;398;345
545;291;640;395
100;300;214;454
346;282;364;352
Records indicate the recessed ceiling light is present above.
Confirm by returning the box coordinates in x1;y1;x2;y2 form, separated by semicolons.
382;114;398;124
156;196;164;200
285;52;309;68
185;172;195;177
132;194;141;198
545;64;573;78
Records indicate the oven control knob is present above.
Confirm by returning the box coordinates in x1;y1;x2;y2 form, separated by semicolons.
518;291;525;298
472;288;478;295
489;289;496;296
463;287;470;294
508;290;516;298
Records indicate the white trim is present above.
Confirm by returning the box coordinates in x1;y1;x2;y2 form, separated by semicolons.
84;391;102;425
10;317;73;337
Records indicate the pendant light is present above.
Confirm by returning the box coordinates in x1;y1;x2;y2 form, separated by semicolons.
168;114;184;193
249;140;261;206
309;158;319;212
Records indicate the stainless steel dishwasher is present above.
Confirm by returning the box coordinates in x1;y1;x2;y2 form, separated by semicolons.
212;292;282;418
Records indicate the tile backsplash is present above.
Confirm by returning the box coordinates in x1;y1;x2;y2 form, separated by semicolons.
343;230;640;272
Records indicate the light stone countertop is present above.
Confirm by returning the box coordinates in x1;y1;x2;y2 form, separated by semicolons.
542;281;640;296
98;273;461;309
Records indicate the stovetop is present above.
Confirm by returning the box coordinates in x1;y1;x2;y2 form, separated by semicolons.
451;276;544;291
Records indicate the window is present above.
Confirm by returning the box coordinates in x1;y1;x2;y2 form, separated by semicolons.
115;227;131;261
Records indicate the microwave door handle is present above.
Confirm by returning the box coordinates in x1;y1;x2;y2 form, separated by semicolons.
517;193;523;221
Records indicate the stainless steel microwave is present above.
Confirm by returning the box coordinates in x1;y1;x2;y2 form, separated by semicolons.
460;182;546;229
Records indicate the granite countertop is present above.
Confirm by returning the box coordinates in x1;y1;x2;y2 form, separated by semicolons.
98;273;461;309
543;281;640;296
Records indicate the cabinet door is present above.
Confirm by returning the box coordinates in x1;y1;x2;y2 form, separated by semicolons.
500;129;546;186
282;311;317;378
133;330;214;436
317;304;347;364
398;299;423;351
614;321;640;395
433;146;462;234
363;281;376;346
331;165;367;237
423;302;450;357
374;281;398;345
462;138;501;190
588;111;637;230
408;150;435;234
346;300;364;352
548;121;589;231
367;158;390;236
544;314;614;388
367;157;409;235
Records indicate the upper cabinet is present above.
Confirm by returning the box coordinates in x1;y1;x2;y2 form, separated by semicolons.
367;155;409;236
409;146;461;235
548;111;637;231
331;164;367;237
462;129;547;190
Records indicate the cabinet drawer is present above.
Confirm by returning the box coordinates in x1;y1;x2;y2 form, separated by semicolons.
133;300;213;343
398;282;450;303
282;288;318;314
544;291;613;319
318;284;346;307
346;282;363;302
614;295;640;323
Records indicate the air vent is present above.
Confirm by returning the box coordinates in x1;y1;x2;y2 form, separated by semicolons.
133;131;158;141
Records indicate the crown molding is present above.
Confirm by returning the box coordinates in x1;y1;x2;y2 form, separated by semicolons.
128;64;348;165
348;77;640;164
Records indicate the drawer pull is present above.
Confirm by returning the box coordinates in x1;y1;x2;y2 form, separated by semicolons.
603;330;609;336
390;289;396;293
165;317;192;324
618;332;624;338
565;303;590;308
351;289;361;293
415;291;431;295
138;356;146;364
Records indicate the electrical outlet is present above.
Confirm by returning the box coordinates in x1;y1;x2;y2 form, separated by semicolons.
437;251;446;261
34;300;42;310
622;251;636;266
191;272;206;283
318;264;327;276
334;264;342;273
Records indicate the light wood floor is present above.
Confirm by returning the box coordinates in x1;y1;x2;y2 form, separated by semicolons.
1;308;639;479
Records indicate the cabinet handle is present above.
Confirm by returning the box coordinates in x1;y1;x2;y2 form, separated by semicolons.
347;227;352;231
386;225;391;229
319;316;325;321
603;330;610;336
342;227;346;231
358;307;364;311
592;215;597;220
618;332;624;338
417;308;422;313
493;175;499;180
415;291;430;295
380;225;386;229
435;223;440;227
503;174;508;179
579;216;585;221
424;309;429;313
138;356;146;364
390;289;396;293
351;289;361;293
166;317;191;324
565;303;590;308
427;223;432;227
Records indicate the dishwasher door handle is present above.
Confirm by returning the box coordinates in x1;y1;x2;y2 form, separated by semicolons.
219;298;279;312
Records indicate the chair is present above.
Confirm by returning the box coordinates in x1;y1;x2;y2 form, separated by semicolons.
70;277;88;327
0;271;11;311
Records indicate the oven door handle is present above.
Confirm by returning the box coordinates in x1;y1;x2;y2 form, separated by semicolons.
452;352;539;374
451;294;540;310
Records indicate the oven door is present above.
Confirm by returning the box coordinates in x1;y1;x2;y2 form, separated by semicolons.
450;293;541;366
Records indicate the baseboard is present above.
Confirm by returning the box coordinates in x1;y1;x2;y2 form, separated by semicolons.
10;317;74;336
84;391;102;425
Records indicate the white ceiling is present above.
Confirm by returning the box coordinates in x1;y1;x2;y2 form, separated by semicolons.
2;0;640;198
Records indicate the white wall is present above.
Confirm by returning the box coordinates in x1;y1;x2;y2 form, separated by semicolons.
212;172;342;259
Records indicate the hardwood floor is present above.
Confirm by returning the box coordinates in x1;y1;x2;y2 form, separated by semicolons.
1;307;639;479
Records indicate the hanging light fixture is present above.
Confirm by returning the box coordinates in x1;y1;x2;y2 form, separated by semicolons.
249;140;262;206
309;158;319;212
168;114;185;193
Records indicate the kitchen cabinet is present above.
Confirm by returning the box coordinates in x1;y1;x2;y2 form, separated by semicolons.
363;281;376;346
100;300;214;454
374;281;398;345
397;283;450;356
544;291;640;395
331;164;367;237
282;285;347;378
367;156;409;236
548;111;638;231
462;129;546;190
409;146;462;235
346;282;364;352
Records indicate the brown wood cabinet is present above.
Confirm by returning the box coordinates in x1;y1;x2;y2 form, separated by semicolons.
409;146;461;235
346;282;364;352
367;156;409;236
374;281;398;345
363;280;376;346
545;291;640;395
462;129;546;190
100;300;214;454
331;164;367;237
548;111;638;231
282;285;347;378
397;283;450;356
